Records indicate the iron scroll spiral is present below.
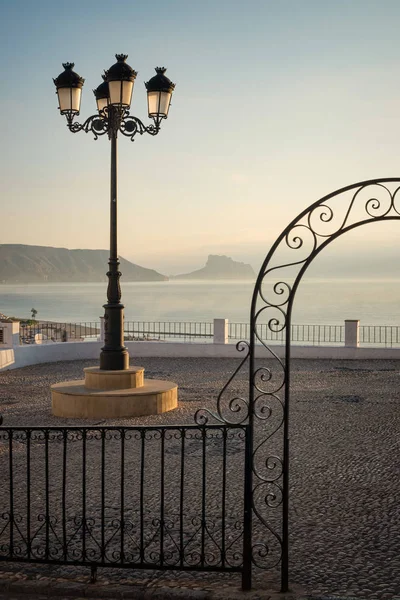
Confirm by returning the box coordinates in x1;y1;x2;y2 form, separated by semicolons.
66;111;160;141
194;341;250;426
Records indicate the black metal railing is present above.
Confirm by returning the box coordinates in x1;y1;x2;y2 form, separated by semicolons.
19;322;100;345
0;327;4;344
0;424;250;583
124;321;214;342
360;325;400;347
16;320;400;347
229;322;345;345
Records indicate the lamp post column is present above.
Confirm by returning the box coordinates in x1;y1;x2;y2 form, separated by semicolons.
100;108;129;371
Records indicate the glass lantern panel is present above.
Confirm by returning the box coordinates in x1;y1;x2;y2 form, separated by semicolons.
57;87;82;113
121;80;134;106
97;97;109;113
147;91;160;116
108;80;121;105
147;90;171;117
159;90;172;116
108;80;133;106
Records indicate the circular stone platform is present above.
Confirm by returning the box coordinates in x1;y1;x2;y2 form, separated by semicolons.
51;365;178;418
84;366;144;390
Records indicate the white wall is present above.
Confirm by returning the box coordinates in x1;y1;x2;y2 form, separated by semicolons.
1;339;400;371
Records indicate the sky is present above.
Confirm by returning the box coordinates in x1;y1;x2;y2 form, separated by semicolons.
1;0;400;276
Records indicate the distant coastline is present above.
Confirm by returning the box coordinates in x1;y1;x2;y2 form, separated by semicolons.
0;245;255;284
0;244;166;284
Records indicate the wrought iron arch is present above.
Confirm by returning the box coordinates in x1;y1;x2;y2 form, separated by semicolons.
250;177;400;592
200;178;400;592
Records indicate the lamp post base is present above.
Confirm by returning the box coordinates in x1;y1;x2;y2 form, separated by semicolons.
99;349;129;371
100;302;129;370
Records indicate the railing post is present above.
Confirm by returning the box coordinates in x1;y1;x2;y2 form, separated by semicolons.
1;321;20;348
345;319;360;348
213;318;228;344
99;317;105;343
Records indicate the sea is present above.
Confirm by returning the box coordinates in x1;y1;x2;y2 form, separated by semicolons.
0;279;399;326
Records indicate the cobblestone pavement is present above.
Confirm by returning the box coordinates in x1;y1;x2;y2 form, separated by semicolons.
0;357;399;599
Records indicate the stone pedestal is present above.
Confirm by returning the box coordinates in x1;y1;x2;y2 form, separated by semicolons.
345;319;360;348
51;366;178;419
213;318;229;344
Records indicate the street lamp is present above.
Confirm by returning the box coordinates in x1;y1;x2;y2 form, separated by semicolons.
53;55;176;371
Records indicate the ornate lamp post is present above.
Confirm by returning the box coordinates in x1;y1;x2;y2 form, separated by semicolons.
53;55;175;371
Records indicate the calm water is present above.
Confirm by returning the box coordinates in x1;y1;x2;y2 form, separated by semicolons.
0;279;399;325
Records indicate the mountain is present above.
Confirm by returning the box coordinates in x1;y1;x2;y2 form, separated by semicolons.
173;255;255;280
0;245;167;283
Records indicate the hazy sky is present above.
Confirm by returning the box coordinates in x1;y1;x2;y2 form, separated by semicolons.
1;0;400;275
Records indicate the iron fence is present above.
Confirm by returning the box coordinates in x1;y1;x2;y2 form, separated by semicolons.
16;320;400;347
124;321;213;342
0;327;4;344
228;322;345;345
360;325;400;347
125;321;345;345
19;322;100;345
0;423;250;584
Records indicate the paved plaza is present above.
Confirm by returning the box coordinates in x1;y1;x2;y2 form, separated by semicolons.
0;357;399;599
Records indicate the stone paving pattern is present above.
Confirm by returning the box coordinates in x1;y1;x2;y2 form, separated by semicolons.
0;357;399;599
